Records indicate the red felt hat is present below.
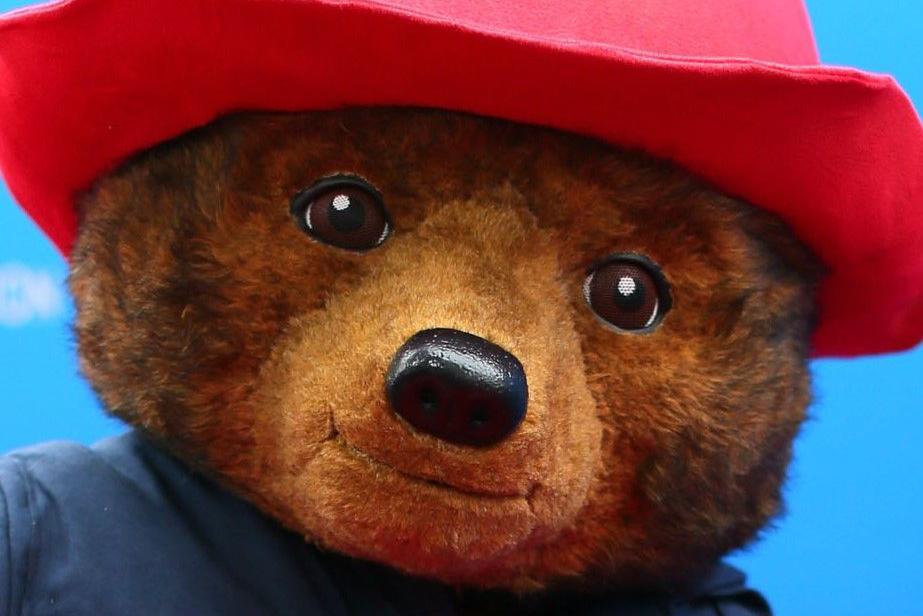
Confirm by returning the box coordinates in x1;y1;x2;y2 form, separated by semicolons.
0;0;920;357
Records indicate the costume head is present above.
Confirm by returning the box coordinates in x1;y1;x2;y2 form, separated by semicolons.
1;0;920;592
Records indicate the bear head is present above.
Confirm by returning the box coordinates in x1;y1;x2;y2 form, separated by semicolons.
69;108;820;592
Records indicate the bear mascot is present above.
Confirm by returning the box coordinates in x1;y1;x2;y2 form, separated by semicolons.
0;1;920;614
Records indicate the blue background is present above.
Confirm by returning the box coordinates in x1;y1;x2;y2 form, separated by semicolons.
1;1;920;613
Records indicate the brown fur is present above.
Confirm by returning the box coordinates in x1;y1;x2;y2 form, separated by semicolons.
69;108;821;593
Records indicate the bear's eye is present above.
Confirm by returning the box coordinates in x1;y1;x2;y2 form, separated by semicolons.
290;175;391;251
583;254;672;333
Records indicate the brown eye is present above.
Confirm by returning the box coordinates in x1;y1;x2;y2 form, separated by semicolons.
583;254;672;332
291;176;390;251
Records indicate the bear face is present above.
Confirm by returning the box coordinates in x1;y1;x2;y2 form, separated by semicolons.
69;108;820;591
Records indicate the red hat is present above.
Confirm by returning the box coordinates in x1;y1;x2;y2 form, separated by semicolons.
0;0;920;357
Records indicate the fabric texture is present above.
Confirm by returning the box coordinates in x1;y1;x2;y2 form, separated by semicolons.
0;0;920;357
0;432;770;615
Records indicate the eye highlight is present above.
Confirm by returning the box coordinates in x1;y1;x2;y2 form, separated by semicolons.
291;175;391;251
583;254;672;333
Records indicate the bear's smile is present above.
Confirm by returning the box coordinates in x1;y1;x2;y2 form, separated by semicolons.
332;428;535;500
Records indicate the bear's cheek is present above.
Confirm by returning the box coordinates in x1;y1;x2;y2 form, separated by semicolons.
237;202;606;580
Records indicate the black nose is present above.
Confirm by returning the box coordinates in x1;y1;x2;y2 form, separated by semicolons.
385;328;528;447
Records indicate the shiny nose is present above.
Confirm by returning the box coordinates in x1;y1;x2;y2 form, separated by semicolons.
385;328;528;447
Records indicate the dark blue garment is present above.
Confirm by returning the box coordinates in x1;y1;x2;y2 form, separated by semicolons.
0;432;771;615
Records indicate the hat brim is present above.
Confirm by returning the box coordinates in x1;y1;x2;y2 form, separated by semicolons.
0;0;920;357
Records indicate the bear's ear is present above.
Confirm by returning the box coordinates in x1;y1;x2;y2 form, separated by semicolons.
74;113;238;229
733;201;827;341
739;204;826;288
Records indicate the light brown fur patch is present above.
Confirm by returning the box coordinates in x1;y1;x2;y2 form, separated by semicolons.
70;108;821;592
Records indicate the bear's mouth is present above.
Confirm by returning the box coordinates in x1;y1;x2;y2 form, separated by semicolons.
289;430;542;577
332;432;535;503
